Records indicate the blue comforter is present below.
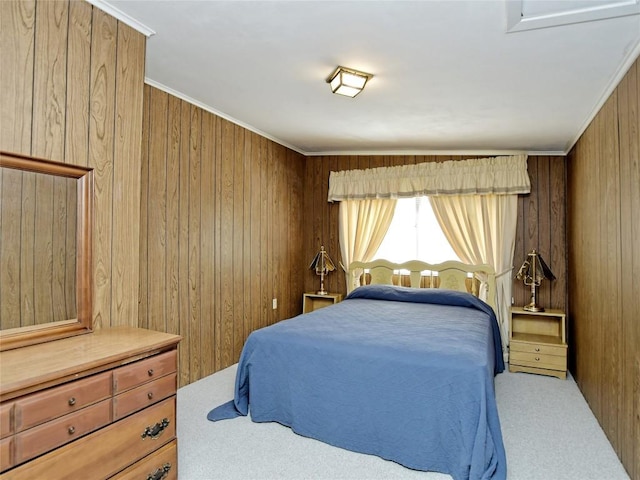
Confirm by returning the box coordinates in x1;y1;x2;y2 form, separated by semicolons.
208;285;506;480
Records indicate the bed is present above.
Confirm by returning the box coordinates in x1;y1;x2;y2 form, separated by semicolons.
208;259;506;480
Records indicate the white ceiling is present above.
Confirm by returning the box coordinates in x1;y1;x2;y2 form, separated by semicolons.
97;0;640;156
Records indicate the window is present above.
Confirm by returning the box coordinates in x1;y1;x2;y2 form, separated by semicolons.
374;197;460;264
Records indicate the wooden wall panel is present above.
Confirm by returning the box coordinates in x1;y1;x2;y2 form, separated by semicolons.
1;0;145;331
249;134;262;334
512;156;567;310
232;124;244;361
166;94;182;340
33;174;53;323
1;0;35;153
0;170;75;329
64;0;91;167
0;168;22;329
259;137;270;331
188;105;202;383
138;85;150;331
18;171;35;327
178;100;191;385
88;8;116;330
140;85;306;386
32;0;68;161
241;132;252;351
146;86;168;334
302;154;567;313
200;108;216;378
568;56;639;480
111;23;144;325
220;118;235;368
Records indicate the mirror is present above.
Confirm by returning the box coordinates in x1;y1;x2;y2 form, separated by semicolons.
0;151;93;350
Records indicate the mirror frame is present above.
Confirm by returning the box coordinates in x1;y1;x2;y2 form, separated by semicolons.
0;151;93;351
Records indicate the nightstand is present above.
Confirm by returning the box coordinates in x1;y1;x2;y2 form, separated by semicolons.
509;306;567;379
302;292;343;313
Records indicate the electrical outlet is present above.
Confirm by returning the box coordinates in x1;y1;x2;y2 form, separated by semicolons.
272;298;277;309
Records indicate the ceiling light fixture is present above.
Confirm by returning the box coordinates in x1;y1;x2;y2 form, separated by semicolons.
327;66;373;98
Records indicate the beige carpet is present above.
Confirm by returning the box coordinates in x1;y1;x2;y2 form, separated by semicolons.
177;364;629;480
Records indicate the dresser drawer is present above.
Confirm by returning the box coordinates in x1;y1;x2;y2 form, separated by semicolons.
114;350;177;394
0;436;13;471
113;373;177;421
14;398;111;465
14;371;111;432
510;350;567;370
1;396;176;480
112;439;177;480
510;341;566;357
0;404;12;439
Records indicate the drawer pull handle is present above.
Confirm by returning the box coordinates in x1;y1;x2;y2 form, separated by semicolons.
68;397;76;406
535;348;540;352
141;418;170;440
68;426;76;435
147;463;172;480
535;357;540;361
148;392;154;400
148;368;154;376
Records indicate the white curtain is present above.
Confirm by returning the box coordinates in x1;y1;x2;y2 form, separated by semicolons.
339;199;397;291
429;194;518;357
328;155;530;201
329;154;528;358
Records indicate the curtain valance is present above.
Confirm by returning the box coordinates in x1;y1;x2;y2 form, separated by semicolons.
328;155;530;201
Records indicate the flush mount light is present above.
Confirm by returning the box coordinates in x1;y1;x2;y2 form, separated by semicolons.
327;66;373;98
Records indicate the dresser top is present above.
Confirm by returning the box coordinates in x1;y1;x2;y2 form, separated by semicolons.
0;327;181;401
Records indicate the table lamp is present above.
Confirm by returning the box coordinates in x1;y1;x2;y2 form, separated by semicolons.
309;246;336;295
515;249;555;312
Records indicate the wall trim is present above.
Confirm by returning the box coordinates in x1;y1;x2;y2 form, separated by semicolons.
85;0;156;37
145;77;567;158
565;38;640;153
304;149;566;157
144;78;306;156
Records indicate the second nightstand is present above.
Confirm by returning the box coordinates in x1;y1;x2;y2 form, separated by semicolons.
302;292;343;313
509;307;567;379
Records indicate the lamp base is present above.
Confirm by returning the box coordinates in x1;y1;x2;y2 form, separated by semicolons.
523;303;545;312
316;290;328;295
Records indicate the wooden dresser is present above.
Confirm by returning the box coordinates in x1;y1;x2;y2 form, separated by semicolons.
0;327;181;479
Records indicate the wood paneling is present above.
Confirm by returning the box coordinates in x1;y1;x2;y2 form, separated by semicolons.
1;0;146;330
302;154;567;314
568;56;639;480
1;0;35;153
513;156;567;311
111;23;145;326
0;168;78;328
140;85;306;386
5;5;635;478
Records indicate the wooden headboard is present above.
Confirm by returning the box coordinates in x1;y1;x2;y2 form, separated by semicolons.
348;259;497;313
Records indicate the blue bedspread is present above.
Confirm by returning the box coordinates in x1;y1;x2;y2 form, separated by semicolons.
208;285;506;480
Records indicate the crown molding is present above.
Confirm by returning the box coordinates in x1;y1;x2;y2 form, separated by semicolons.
144;79;306;155
303;150;564;157
85;0;156;37
565;37;640;154
146;77;568;158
